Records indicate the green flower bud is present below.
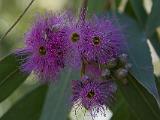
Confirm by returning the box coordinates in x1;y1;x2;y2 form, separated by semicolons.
115;68;128;79
101;68;111;77
106;58;117;68
119;53;128;64
125;63;132;70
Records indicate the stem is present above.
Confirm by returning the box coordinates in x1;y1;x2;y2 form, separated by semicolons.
79;0;88;77
81;61;86;77
0;0;36;42
78;0;88;24
81;56;90;77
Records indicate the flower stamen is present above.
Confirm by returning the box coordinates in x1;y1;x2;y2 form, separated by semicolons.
39;46;46;55
93;36;101;45
71;32;80;42
87;90;95;99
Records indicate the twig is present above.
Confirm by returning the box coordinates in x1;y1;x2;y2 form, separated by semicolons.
0;0;36;41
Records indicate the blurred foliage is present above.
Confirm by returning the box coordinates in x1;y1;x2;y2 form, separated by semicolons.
111;89;137;120
0;85;48;120
40;69;80;120
0;54;29;102
0;0;160;120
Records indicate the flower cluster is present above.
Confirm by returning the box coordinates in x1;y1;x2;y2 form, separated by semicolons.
17;11;130;117
72;76;117;117
71;53;131;117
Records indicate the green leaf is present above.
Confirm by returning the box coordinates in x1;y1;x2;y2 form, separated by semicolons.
40;69;80;120
124;0;137;20
0;85;48;120
129;0;147;27
0;33;12;57
149;32;160;58
111;90;137;120
115;13;160;104
88;0;106;14
116;74;160;120
155;76;160;94
0;54;29;102
146;0;160;36
127;0;160;60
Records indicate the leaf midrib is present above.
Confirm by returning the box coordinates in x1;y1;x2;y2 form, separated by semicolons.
129;74;160;119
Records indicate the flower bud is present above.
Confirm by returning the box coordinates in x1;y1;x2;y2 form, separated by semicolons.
115;68;128;79
119;53;128;64
122;78;128;85
106;58;117;69
125;63;132;70
101;68;111;77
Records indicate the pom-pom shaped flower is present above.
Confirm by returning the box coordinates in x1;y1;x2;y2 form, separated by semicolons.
63;15;86;68
17;13;67;81
81;16;125;64
72;76;117;117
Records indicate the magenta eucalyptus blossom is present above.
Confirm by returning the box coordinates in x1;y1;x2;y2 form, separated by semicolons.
63;15;87;69
81;16;124;64
17;13;67;81
72;76;117;117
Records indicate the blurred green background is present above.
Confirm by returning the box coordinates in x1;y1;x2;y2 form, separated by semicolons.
0;0;160;120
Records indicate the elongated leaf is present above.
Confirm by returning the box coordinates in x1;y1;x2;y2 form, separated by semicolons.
114;13;160;104
129;0;147;27
116;74;160;120
124;0;137;19
0;54;29;102
156;76;160;94
146;0;160;36
149;32;160;58
0;85;48;120
127;0;160;59
0;34;12;57
111;90;138;120
40;69;80;120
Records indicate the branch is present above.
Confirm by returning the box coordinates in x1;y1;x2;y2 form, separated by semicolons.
0;0;36;41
